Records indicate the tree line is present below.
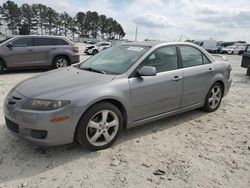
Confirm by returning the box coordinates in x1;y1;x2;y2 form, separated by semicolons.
0;1;126;39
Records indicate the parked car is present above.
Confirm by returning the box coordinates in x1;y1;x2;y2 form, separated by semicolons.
235;44;248;55
4;42;232;150
221;45;236;54
241;44;250;75
84;42;111;55
0;35;80;74
201;39;217;53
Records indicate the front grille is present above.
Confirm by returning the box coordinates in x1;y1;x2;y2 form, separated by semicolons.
5;117;19;133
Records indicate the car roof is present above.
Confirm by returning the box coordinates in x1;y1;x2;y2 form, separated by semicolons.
120;41;203;48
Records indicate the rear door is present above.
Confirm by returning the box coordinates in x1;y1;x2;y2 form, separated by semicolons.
33;37;53;66
4;37;34;67
241;45;250;68
129;45;183;121
179;45;216;108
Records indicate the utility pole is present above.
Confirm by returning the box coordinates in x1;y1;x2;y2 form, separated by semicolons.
135;26;138;41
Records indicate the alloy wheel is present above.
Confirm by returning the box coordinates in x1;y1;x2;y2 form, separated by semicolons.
56;59;68;68
86;110;119;146
208;85;222;109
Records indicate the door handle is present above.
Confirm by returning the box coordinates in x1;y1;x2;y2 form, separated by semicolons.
208;68;215;73
172;76;182;81
27;49;32;52
51;47;56;50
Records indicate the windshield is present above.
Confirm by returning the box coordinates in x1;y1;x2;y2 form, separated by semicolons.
80;45;150;75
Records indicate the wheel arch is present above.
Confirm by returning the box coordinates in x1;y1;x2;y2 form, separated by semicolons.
213;80;225;96
52;54;71;66
0;57;7;68
73;98;128;142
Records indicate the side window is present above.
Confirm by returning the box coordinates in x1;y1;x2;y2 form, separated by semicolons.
246;46;250;53
142;46;178;73
51;39;69;45
180;46;203;68
203;54;211;64
11;38;32;47
34;38;52;46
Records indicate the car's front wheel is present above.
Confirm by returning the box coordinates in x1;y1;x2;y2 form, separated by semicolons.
52;56;70;69
203;83;223;112
0;60;4;74
76;102;123;150
92;50;98;55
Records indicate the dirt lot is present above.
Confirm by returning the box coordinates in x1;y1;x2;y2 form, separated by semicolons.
0;51;249;188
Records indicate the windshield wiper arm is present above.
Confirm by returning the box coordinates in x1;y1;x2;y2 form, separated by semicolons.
81;67;106;74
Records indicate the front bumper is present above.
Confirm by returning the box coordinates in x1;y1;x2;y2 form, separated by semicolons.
3;90;81;146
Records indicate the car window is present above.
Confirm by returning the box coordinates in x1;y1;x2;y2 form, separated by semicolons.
203;54;211;64
12;38;32;47
80;45;150;75
180;46;203;68
101;43;109;46
51;38;69;45
246;46;250;53
34;38;52;46
141;46;178;73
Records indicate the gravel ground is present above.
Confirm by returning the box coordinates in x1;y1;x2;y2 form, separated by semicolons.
0;50;249;188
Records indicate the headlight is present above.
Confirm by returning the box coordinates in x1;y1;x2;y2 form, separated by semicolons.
23;99;70;111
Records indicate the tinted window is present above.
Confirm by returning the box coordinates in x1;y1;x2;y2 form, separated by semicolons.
142;46;178;73
51;38;69;45
203;54;211;64
101;43;109;46
246;46;250;53
12;38;32;47
34;38;51;46
180;46;203;68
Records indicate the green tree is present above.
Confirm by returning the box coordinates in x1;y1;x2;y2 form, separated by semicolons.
20;3;36;35
2;1;21;34
76;12;85;36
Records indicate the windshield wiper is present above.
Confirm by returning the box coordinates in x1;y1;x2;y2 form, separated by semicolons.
81;67;106;74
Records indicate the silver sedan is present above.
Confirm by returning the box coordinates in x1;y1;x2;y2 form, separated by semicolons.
3;42;232;150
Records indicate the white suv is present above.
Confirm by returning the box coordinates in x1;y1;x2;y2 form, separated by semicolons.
84;42;111;55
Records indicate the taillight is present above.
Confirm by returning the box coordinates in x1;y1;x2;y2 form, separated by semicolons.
72;45;79;53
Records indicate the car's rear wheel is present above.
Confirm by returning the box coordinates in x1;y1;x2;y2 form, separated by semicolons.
0;60;5;74
92;50;98;55
52;56;69;69
203;83;223;112
76;102;123;150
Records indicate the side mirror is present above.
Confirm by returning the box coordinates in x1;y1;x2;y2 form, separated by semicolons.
6;43;13;49
137;66;157;77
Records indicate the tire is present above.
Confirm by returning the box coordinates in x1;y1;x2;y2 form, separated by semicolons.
0;60;5;74
52;56;70;69
92;50;98;55
202;83;223;112
76;102;123;151
247;66;250;76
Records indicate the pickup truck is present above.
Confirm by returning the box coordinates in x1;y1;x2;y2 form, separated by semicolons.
241;44;250;75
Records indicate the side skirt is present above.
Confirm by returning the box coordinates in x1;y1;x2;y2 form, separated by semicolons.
127;103;203;129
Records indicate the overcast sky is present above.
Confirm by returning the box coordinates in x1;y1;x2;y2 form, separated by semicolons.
7;0;250;42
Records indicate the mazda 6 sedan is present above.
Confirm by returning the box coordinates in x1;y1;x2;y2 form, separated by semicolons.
4;42;232;150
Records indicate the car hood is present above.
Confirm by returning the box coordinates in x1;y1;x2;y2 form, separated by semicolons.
14;67;115;99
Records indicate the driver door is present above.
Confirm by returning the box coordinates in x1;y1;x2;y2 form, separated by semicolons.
4;37;34;68
129;45;183;121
